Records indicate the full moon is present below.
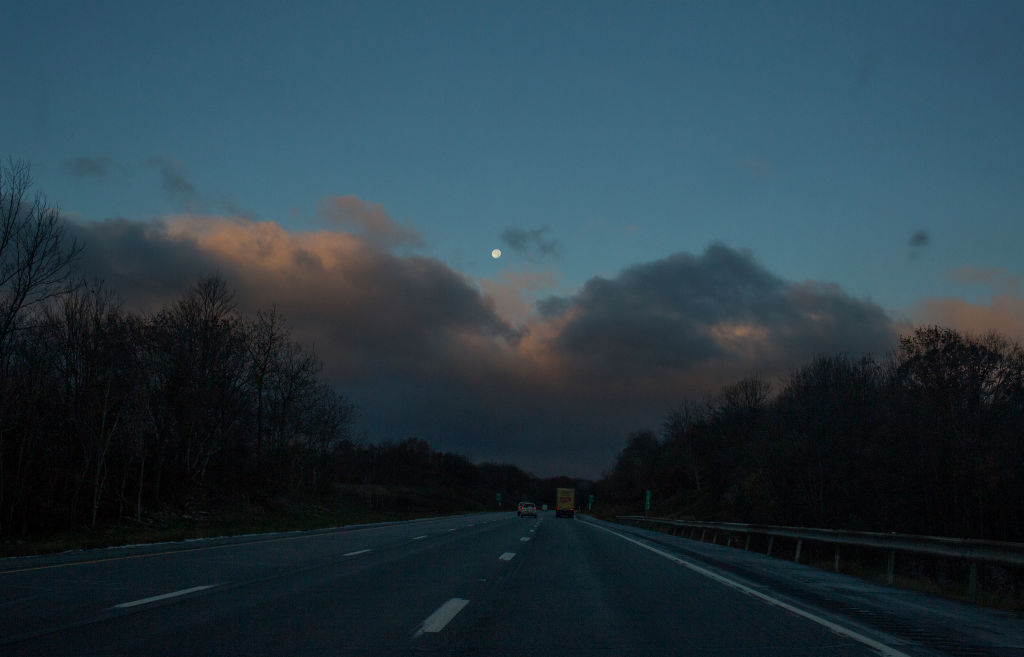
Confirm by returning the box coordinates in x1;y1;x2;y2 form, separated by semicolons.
491;249;502;259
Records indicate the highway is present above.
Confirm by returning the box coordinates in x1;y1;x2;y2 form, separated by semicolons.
2;512;1020;656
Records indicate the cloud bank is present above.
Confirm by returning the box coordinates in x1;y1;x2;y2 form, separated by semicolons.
69;211;898;478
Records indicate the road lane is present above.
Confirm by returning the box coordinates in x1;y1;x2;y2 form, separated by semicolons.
2;511;1014;655
0;512;509;647
438;514;883;657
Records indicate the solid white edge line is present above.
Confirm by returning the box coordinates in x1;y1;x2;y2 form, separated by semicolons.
414;597;470;637
343;549;372;556
582;521;912;657
114;584;217;609
499;552;516;561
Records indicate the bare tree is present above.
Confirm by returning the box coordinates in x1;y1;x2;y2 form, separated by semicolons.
0;159;81;361
47;283;135;527
246;306;287;455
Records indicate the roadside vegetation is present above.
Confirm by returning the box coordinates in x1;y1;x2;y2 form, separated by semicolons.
594;327;1024;544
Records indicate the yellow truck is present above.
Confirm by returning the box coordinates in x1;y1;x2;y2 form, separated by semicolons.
555;487;575;518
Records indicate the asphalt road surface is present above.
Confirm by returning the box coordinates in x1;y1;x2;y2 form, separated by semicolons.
2;512;1021;656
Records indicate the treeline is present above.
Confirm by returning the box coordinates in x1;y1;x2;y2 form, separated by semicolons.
597;327;1024;541
0;270;360;536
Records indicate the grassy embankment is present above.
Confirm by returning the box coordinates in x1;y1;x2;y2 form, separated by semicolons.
0;484;490;559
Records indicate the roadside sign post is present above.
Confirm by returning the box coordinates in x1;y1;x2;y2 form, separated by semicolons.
588;494;594;511
496;492;501;508
644;490;651;518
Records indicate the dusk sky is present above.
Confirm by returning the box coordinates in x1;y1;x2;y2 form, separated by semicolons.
4;1;1023;478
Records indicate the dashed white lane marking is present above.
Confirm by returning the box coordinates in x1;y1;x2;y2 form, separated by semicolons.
530;529;535;533
412;535;427;540
414;598;470;637
520;537;531;542
343;549;372;556
499;552;516;561
583;521;913;657
448;528;456;532
113;585;217;609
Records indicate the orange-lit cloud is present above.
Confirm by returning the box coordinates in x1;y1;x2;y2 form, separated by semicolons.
911;267;1024;341
913;295;1024;342
318;195;423;250
945;266;1022;296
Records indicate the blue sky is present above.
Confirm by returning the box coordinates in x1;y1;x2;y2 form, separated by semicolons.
4;1;1024;476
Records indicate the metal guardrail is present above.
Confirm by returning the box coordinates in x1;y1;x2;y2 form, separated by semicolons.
615;516;1024;602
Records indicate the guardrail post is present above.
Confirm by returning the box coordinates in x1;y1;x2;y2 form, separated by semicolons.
886;550;896;585
745;534;751;551
767;536;774;557
834;546;840;572
969;562;978;602
794;539;802;563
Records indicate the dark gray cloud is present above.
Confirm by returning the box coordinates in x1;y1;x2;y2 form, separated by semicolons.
65;156;113;178
69;219;897;479
909;230;930;247
67;218;222;312
500;226;563;259
539;243;895;380
146;157;198;201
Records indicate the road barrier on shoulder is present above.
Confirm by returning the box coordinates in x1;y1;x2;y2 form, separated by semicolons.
615;516;1024;602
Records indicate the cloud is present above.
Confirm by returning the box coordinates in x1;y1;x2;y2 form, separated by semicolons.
479;270;558;325
67;217;224;312
71;213;513;377
533;244;896;385
319;195;423;250
913;267;1024;341
945;266;1022;296
65;156;113;178
69;217;898;478
913;296;1024;342
146;157;198;201
909;230;930;248
500;226;563;260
